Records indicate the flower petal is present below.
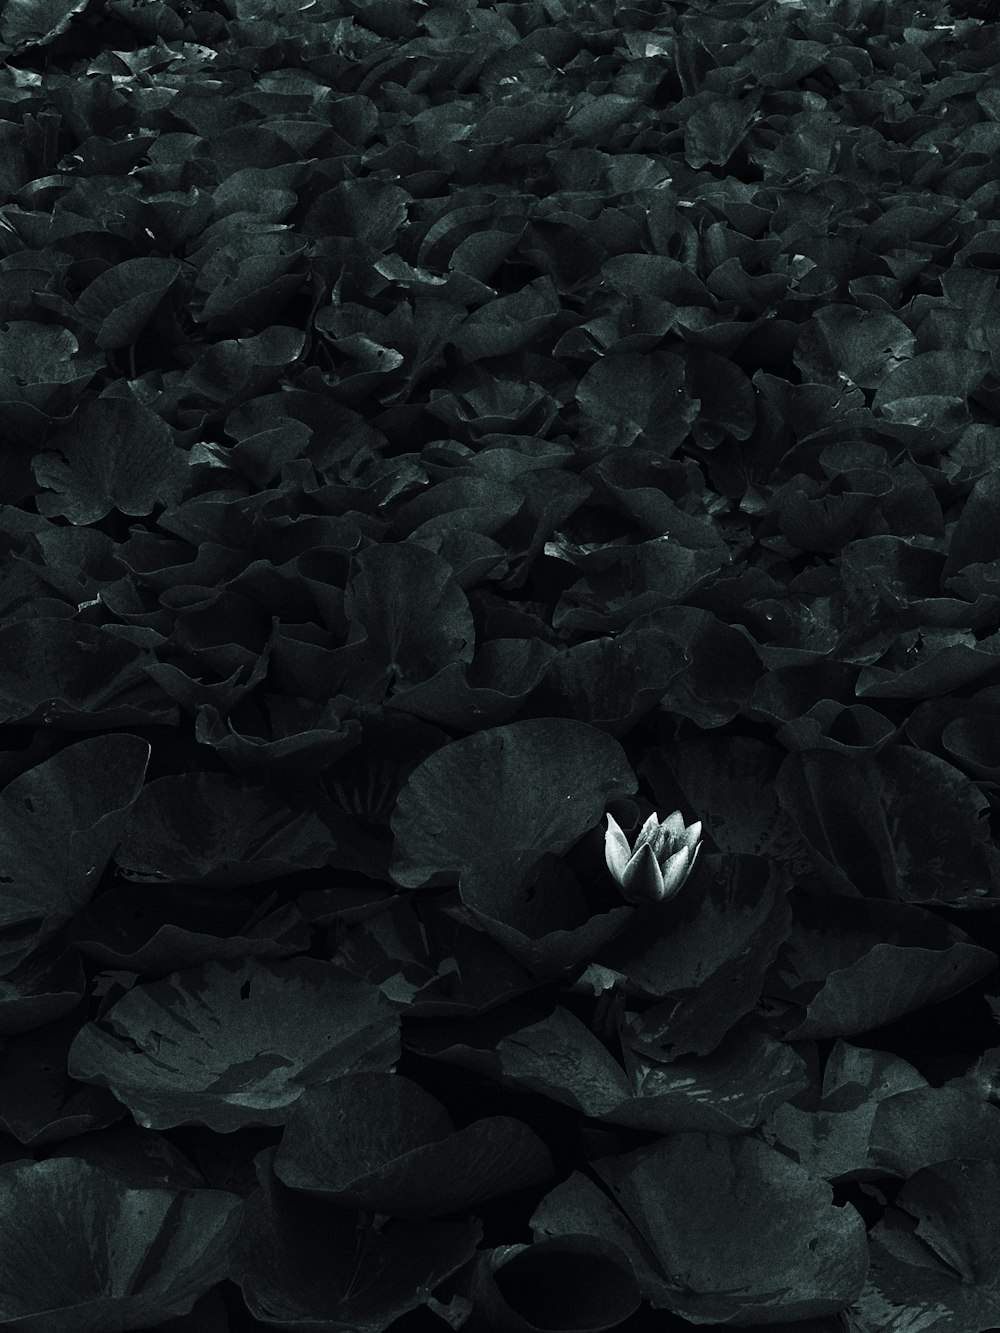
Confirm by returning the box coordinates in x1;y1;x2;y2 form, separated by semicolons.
661;810;686;841
619;842;666;904
677;820;703;855
632;811;663;854
604;813;634;882
659;846;693;899
687;839;702;878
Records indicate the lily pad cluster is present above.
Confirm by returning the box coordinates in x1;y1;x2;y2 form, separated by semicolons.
0;0;999;1330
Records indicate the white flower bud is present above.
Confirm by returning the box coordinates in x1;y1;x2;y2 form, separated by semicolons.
604;810;702;905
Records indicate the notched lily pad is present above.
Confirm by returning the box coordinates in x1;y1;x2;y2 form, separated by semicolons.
533;1132;869;1325
389;717;636;889
230;1146;482;1332
67;957;400;1131
0;1012;123;1146
470;1234;641;1333
33;397;190;525
71;884;310;973
771;893;996;1039
114;771;334;887
412;1004;807;1136
0;1157;240;1333
0;734;150;941
851;1158;1000;1333
274;1072;553;1218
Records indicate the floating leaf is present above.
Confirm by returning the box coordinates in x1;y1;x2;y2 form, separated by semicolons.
0;1157;240;1332
389;718;636;889
33;398;189;524
274;1072;553;1218
67;957;400;1131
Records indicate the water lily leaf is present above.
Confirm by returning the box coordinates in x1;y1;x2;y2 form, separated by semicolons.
0;321;100;402
75;258;183;350
413;1005;806;1135
67;957;400;1131
454;851;633;978
777;746;1000;906
622;1027;809;1135
683;94;759;168
33;398;189;524
389;718;636;889
328;894;539;1018
759;1041;928;1184
793;305;916;390
774;894;997;1039
114;771;333;888
574;350;689;450
0;0;88;47
538;627;687;737
534;1133;869;1324
343;541;475;690
868;1085;1000;1178
231;1146;481;1331
0;1013;123;1146
470;1235;641;1333
0;735;150;940
872;349;990;411
644;735;815;872
386;637;556;731
850;1159;1000;1333
0;322;101;445
0;620;177;728
71;884;310;973
0;1157;240;1332
600;852;793;1056
274;1072;553;1217
411;1003;633;1119
0;942;86;1034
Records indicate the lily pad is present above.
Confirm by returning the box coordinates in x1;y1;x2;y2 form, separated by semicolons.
230;1146;482;1331
274;1072;553;1218
772;893;997;1039
412;1004;808;1135
470;1235;641;1333
0;1012;123;1146
71;884;310;974
0;1157;240;1332
67;957;400;1131
389;718;636;889
33;397;190;525
847;1159;1000;1333
0;734;149;941
533;1133;869;1324
114;771;334;887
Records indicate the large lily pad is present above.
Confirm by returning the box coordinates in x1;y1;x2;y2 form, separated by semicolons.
114;771;334;887
389;718;636;888
845;1159;1000;1333
0;621;177;728
470;1235;641;1333
0;735;149;941
274;1072;553;1218
599;852;793;1056
230;1147;481;1331
533;1133;869;1324
71;883;310;974
0;1012;123;1146
67;957;400;1131
0;1157;240;1332
412;1004;808;1136
772;893;996;1039
777;746;1000;906
33;397;190;524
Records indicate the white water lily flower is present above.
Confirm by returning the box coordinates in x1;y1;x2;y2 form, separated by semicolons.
604;809;702;905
